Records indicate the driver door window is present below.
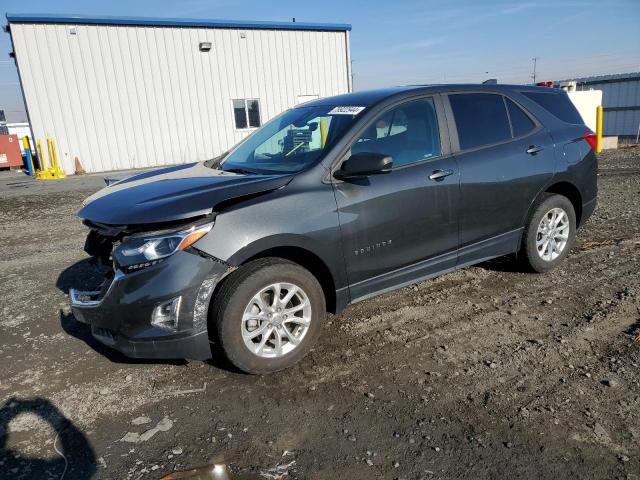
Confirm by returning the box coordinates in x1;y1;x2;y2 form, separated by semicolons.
351;98;441;168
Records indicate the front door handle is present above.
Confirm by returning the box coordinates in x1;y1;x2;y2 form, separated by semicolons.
429;169;454;181
526;145;544;155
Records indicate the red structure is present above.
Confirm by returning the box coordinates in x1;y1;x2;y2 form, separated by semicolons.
0;134;23;169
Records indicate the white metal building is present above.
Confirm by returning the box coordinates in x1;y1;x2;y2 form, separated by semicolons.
5;14;352;174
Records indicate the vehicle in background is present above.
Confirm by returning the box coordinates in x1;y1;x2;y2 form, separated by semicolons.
69;84;597;373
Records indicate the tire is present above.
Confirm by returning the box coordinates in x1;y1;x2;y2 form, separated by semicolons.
519;193;576;273
212;257;325;374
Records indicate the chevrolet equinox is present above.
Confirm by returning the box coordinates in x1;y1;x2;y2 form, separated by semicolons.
70;85;597;373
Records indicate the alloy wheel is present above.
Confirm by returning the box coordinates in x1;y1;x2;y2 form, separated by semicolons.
241;282;312;358
536;207;570;261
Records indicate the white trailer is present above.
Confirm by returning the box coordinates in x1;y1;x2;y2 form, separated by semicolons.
5;14;352;174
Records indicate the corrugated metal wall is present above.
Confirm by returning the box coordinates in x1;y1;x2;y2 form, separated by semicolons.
598;79;640;136
576;75;640;137
10;23;350;173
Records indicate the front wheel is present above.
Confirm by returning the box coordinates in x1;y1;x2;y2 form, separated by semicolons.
212;258;325;374
519;193;576;273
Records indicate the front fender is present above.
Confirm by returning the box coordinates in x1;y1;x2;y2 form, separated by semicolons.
192;184;349;293
224;234;331;267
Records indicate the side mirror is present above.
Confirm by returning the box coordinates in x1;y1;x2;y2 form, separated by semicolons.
334;152;393;179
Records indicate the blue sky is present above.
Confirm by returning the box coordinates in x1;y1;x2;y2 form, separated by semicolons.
1;0;639;121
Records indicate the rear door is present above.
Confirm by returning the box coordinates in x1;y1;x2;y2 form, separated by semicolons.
445;92;556;265
333;95;460;301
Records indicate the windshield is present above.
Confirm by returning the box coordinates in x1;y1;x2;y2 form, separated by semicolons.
219;105;363;175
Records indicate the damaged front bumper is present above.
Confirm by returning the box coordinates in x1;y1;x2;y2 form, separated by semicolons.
70;250;231;360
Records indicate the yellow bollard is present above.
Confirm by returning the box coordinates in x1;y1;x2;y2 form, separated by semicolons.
49;138;60;170
47;137;65;178
37;138;47;170
47;138;54;168
35;137;66;179
596;105;603;153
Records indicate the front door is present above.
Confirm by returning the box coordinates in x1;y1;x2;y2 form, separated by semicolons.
333;96;460;301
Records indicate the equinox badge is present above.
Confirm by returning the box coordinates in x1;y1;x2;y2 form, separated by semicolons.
354;239;393;256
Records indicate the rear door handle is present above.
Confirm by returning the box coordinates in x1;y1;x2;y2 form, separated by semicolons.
526;145;544;155
429;169;454;181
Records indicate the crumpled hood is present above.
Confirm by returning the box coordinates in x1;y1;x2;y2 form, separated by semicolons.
79;162;293;225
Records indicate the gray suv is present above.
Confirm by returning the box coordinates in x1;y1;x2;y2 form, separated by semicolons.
70;84;597;373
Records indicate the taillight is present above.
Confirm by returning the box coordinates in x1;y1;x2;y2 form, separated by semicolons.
584;131;597;151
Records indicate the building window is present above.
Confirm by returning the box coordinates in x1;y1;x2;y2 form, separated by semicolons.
233;99;261;129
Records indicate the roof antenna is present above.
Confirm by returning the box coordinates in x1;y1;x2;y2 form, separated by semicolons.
292;17;296;22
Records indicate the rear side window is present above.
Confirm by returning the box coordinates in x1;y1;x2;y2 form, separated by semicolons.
505;98;535;137
449;93;511;150
521;91;583;124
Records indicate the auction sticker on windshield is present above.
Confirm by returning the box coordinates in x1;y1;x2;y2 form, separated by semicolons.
328;106;366;115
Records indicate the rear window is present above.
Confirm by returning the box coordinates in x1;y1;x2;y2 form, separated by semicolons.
449;93;511;150
521;91;583;124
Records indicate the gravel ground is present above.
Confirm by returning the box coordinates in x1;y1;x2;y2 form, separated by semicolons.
1;148;639;480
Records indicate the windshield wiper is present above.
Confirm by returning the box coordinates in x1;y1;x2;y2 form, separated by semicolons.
224;167;258;175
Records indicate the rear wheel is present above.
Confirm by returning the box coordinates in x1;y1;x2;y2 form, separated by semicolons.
519;193;576;273
212;258;325;374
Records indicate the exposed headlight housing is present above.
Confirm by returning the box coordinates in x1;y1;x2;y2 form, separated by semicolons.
115;222;213;270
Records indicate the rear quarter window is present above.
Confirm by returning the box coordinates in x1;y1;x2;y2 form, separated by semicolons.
505;98;536;137
521;91;584;125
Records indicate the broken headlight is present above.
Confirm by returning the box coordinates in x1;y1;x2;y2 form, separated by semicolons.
114;222;213;271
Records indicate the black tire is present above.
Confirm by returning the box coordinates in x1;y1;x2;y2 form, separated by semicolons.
519;193;576;273
212;257;325;374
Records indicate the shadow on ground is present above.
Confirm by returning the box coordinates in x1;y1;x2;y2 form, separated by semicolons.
56;257;111;294
0;397;96;479
477;253;522;273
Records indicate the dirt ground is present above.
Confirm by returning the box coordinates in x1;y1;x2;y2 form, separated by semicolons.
1;149;639;480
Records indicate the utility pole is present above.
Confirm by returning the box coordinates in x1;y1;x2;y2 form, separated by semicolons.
532;57;538;84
